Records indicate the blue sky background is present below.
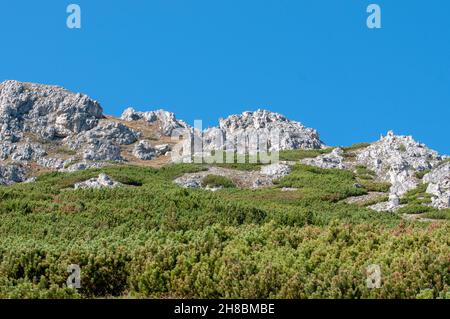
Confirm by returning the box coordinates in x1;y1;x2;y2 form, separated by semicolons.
0;0;449;153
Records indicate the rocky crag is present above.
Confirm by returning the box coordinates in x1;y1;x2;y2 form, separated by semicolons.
0;80;448;211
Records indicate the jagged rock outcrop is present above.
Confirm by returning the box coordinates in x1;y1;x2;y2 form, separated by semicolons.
11;143;47;162
0;164;26;185
356;131;442;199
74;173;121;189
260;163;292;179
0;80;103;142
1;79;449;211
423;162;450;208
132;141;172;160
155;144;171;156
66;121;140;161
0;80;137;177
37;157;74;170
121;107;190;135
201;110;323;153
302;148;346;169
133;140;156;160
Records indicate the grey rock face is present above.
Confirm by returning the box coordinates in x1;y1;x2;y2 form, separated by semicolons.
11;143;47;162
121;107;190;135
67;121;140;161
133;140;156;160
357;131;442;197
37;157;74;170
0;164;26;185
0;142;16;160
64;161;109;172
74;173;121;189
302;148;346;169
82;141;122;161
423;162;450;208
260;163;292;179
0;80;103;142
369;194;403;212
155;144;171;156
202;109;324;153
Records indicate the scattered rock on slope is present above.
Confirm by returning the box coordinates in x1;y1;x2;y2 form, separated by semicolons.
174;163;292;190
121;107;190;136
0;164;27;185
302;148;346;169
74;173;121;189
260;163;292;179
133;140;156;160
356;131;442;198
423;162;450;209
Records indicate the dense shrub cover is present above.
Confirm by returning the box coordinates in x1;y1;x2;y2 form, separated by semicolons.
202;175;236;188
0;164;448;299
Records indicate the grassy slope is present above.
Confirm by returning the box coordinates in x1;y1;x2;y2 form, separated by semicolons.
0;163;448;298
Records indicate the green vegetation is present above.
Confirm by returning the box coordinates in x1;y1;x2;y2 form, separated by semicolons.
400;184;433;206
359;195;390;207
0;164;448;299
352;165;391;193
423;209;450;220
342;142;371;152
355;165;376;180
197;152;264;171
415;169;431;180
278;148;332;161
397;184;450;218
341;142;371;160
201;175;236;188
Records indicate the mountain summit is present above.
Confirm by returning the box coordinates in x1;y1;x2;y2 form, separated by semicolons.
0;80;448;211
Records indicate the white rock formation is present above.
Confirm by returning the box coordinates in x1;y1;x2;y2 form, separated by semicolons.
260;163;292;179
202;109;323;153
63;161;109;172
67;121;140;161
0;80;103;142
121;107;190;135
423;162;450;208
37;157;74;170
133;140;156;160
357;131;442;199
302;148;346;169
155;144;171;156
11;143;47;162
74;173;121;189
0;164;26;185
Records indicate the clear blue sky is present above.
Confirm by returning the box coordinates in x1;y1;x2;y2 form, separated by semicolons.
0;1;449;154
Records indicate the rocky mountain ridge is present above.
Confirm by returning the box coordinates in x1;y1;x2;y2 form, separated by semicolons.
0;80;449;211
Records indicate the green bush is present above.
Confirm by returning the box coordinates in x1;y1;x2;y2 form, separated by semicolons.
0;164;447;299
279;149;332;161
201;175;236;188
